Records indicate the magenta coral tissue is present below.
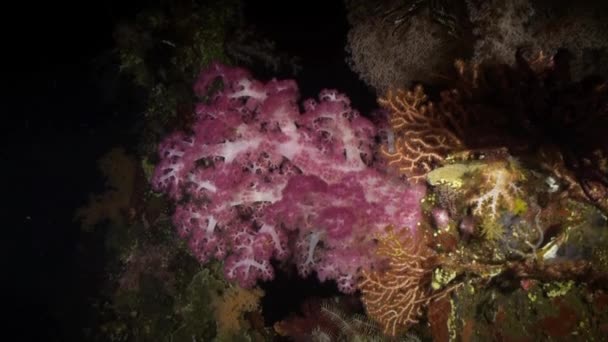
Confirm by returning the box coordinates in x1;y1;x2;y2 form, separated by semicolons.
151;62;425;292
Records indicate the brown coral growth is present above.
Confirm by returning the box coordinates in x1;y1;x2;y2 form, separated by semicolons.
74;147;137;230
214;286;264;340
427;296;452;342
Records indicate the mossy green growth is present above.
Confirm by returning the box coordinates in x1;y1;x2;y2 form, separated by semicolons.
108;274;177;342
543;281;575;298
561;202;608;271
141;156;156;183
171;264;228;341
431;267;457;290
421;192;438;214
115;0;239;90
512;197;528;215
447;297;457;342
115;0;299;159
171;4;234;79
480;215;505;241
448;276;606;341
101;260;237;342
114;0;240;157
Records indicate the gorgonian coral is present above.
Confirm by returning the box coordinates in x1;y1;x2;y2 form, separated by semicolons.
378;84;465;182
151;62;425;292
358;228;458;336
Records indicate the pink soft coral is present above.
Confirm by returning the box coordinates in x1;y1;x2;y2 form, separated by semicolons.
152;62;425;291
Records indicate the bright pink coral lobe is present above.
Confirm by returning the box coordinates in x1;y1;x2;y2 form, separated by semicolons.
152;62;425;291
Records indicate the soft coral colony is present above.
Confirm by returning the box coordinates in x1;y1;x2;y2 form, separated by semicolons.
151;62;426;294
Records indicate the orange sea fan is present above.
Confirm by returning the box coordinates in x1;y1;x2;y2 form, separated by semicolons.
358;229;454;336
378;84;465;182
